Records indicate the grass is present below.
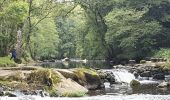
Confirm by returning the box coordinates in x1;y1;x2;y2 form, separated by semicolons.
61;91;86;97
0;56;17;67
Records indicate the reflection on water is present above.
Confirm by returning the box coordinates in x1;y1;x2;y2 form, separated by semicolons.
40;60;112;69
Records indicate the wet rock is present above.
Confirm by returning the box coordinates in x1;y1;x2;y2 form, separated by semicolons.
36;90;49;97
129;60;136;65
157;82;170;88
153;73;165;80
4;92;17;97
62;57;70;62
133;71;139;78
140;71;151;77
130;80;141;88
84;72;104;89
0;87;4;96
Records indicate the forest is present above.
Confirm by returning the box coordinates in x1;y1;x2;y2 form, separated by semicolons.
1;0;170;62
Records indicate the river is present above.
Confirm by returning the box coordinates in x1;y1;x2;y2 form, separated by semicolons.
4;60;170;100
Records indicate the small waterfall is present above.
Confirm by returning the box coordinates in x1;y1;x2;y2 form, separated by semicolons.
104;69;135;83
113;69;135;83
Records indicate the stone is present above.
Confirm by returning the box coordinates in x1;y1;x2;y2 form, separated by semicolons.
157;81;170;88
56;78;88;97
56;69;78;81
4;92;17;97
62;57;70;62
129;60;136;64
153;73;165;80
140;71;151;77
130;80;141;88
84;72;104;89
0;87;4;96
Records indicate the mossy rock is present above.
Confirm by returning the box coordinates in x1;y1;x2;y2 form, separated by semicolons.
56;69;78;81
73;68;103;89
130;80;141;88
27;69;61;87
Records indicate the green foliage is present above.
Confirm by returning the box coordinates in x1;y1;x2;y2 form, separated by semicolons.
30;18;60;60
0;56;16;67
0;1;28;56
105;8;162;60
1;0;170;62
154;48;170;59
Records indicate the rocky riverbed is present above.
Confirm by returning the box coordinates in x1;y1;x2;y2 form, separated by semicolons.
0;61;170;98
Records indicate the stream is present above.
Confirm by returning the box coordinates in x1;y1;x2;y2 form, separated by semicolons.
2;60;170;100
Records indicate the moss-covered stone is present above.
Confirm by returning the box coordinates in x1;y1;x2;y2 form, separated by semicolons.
73;68;104;90
27;69;61;87
130;79;141;88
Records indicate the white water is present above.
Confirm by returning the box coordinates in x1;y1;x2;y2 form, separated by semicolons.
1;95;170;100
104;69;136;83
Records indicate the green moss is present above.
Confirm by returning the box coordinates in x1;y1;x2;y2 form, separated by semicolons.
0;56;17;67
130;79;141;88
61;91;86;97
73;68;99;86
45;87;59;97
27;69;61;86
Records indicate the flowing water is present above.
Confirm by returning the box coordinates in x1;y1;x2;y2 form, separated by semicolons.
3;61;170;100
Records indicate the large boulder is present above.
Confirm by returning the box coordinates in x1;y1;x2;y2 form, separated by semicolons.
56;69;78;81
56;78;88;97
73;68;104;90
